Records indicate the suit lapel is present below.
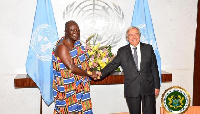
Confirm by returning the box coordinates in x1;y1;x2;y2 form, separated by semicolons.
126;44;138;69
140;43;145;72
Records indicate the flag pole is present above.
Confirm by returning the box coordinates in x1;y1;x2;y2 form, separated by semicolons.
40;95;42;114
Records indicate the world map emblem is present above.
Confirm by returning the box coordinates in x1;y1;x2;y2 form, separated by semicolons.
162;86;190;113
137;24;157;51
30;24;58;61
63;0;125;47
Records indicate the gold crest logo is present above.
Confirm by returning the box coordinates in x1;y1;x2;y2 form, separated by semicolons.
161;86;190;114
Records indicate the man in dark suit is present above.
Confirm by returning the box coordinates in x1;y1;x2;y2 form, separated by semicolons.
98;26;160;114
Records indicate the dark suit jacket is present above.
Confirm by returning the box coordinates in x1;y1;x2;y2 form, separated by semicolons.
100;42;160;97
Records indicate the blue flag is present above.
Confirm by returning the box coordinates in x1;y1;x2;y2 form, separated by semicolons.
131;0;162;83
26;0;58;105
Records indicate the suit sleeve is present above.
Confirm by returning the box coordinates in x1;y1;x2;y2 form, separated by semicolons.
100;49;121;79
151;46;160;89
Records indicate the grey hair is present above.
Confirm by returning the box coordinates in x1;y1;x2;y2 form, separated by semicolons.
125;26;141;40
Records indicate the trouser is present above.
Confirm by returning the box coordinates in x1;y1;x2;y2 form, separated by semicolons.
125;93;156;114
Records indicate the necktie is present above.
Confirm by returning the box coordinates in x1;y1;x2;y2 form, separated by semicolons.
133;47;138;69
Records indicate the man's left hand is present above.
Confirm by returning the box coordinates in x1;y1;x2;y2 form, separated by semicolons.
155;89;160;96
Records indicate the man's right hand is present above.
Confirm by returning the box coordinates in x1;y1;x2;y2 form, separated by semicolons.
90;71;102;80
96;71;102;79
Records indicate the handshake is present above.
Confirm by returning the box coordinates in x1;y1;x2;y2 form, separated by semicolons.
87;71;102;80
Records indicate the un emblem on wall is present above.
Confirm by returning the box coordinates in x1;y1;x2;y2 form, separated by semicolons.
63;0;125;47
161;86;190;114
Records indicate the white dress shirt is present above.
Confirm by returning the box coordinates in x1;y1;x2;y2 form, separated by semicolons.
130;43;141;70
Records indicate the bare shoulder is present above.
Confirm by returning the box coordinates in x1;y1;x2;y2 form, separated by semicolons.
55;40;70;56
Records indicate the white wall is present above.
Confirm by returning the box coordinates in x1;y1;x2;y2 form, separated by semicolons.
0;0;197;114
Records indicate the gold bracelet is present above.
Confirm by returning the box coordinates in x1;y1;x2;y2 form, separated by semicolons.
87;70;92;76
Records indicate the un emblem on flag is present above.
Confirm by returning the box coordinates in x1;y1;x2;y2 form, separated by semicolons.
30;24;58;61
161;86;190;113
137;24;154;46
